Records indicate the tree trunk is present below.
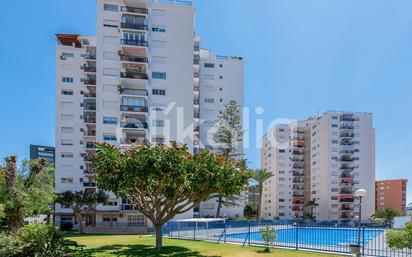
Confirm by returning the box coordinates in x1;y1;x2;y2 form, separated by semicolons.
257;186;263;221
216;196;223;218
8;209;23;232
154;224;163;251
74;210;85;234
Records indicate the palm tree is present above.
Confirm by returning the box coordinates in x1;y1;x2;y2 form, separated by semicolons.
372;208;401;227
251;169;273;220
305;199;319;220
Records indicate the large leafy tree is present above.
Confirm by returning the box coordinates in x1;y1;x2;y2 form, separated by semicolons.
372;207;401;227
93;142;250;250
212;100;244;217
251;169;273;220
0;157;55;232
55;191;108;233
305;199;319;220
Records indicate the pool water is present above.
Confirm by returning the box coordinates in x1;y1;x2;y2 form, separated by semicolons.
224;227;383;246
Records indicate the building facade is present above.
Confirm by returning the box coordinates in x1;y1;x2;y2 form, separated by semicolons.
375;179;408;214
30;145;56;164
55;0;244;230
261;111;376;223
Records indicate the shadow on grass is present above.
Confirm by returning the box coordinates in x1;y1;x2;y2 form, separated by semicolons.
69;244;221;257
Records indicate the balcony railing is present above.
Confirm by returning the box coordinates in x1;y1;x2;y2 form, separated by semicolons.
84;118;96;123
84;104;96;111
120;105;148;113
84;54;96;60
119;88;148;96
121;121;148;129
340;198;354;203
121;138;147;145
84;182;96;187
120;55;148;63
194;100;199;105
84;92;96;98
120;72;148;80
85;142;97;149
120;6;148;14
83;79;96;85
121;23;148;31
83;66;96;72
194;112;200;118
120;39;148;47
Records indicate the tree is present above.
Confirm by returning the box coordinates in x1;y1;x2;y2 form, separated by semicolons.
372;208;401;227
0;157;55;232
244;205;256;220
93;142;250;250
305;199;319;220
213;100;244;218
387;222;412;250
251;169;273;220
55;191;108;233
260;225;277;252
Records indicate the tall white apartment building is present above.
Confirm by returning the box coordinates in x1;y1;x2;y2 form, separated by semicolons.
55;0;244;231
261;112;375;223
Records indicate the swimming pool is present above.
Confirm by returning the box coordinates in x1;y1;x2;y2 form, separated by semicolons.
223;227;383;246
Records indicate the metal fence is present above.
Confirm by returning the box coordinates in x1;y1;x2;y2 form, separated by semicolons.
164;220;411;257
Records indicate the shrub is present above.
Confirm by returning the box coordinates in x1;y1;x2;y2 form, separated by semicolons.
0;234;24;257
387;222;412;250
60;222;73;231
260;225;277;252
17;224;65;257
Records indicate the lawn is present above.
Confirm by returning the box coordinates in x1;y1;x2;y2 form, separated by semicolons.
66;234;346;257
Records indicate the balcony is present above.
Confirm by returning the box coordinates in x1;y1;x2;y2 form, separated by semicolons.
84;92;96;98
84;130;96;137
340;114;355;122
119;88;148;97
84;182;96;187
121;138;147;145
340;205;354;211
120;72;148;80
85;142;97;149
83;78;96;85
194;112;200;119
120;39;148;47
194;126;200;132
84;103;96;111
194;100;199;105
293;172;304;177
120;105;148;113
340;214;354;219
120;6;148;15
340;133;354;138
84;169;94;175
293;178;304;184
82;65;96;73
340;198;354;203
121;121;148;129
84;118;96;124
120;55;148;64
84;53;96;60
340;125;354;130
121;23;148;31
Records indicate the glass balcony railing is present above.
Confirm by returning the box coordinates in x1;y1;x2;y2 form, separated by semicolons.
121;23;148;31
120;6;148;14
120;55;148;63
120;72;148;80
120;105;148;112
120;39;148;47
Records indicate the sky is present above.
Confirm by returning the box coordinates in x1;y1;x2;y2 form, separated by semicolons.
1;0;412;201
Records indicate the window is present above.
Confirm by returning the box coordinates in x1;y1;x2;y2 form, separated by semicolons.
103;51;118;60
61;177;73;184
61;90;73;95
152;89;166;95
103;134;117;141
103;117;118;125
152;27;166;33
104;4;118;12
331;124;338;128
61;114;74;121
103;68;119;77
103;19;118;28
61;127;74;134
152;120;165;127
61;101;73;108
122;97;145;106
204;98;214;104
62;52;74;59
62;77;74;83
152;137;165;144
103;84;116;93
204;63;215;68
152;72;166;80
103;36;118;45
61;139;73;146
61;152;73;158
152;107;165;112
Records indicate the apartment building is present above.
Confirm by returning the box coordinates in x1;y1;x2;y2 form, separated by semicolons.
261;112;375;223
30;144;55;164
55;0;244;231
375;179;408;214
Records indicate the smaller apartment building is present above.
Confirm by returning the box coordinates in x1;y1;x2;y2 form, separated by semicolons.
261;111;376;223
375;179;408;214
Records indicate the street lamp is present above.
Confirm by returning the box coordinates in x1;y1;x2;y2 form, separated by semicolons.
350;189;367;257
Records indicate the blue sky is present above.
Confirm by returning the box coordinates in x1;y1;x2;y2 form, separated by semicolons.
1;0;411;201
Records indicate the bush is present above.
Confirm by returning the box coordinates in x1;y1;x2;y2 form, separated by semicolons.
0;234;24;257
387;222;412;250
60;222;73;231
17;224;65;257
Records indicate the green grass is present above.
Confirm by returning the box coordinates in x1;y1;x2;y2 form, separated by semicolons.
66;234;346;257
